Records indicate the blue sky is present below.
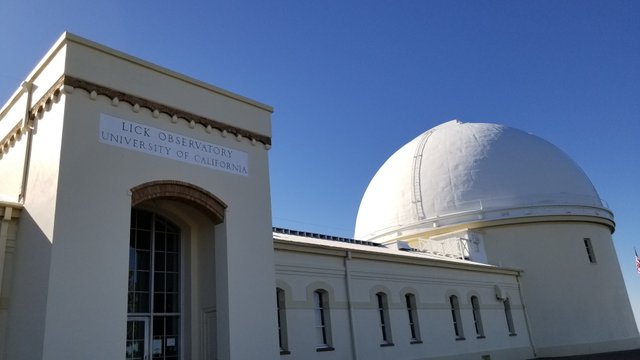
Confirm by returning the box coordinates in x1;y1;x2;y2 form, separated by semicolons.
2;1;639;326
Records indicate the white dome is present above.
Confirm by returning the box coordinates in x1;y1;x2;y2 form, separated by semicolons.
354;120;612;242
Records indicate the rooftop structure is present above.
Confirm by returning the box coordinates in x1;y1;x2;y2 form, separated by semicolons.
355;120;613;244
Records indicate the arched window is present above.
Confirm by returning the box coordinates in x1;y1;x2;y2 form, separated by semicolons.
127;209;181;360
276;288;289;354
504;298;517;336
404;293;421;343
376;292;393;346
314;290;333;351
470;296;485;338
449;295;464;340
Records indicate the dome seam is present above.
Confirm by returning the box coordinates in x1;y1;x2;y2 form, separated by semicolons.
411;130;433;220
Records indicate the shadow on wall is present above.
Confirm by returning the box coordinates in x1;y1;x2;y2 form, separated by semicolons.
3;209;52;359
534;348;640;360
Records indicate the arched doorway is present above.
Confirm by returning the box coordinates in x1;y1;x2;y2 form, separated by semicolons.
126;210;181;360
127;181;226;360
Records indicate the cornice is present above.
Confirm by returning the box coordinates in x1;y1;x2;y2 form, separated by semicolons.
60;76;272;146
62;32;273;113
273;238;521;276
1;74;272;158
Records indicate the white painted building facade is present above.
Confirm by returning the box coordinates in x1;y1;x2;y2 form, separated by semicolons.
0;33;638;360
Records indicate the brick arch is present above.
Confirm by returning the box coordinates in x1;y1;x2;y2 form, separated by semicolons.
131;180;227;224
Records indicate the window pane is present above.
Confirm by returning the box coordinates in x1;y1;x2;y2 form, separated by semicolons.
128;271;135;291
166;273;178;293
152;316;179;359
315;326;326;346
154;273;165;292
166;253;178;272
154;294;165;313
166;234;178;252
129;248;136;270
315;308;323;325
505;299;516;334
136;271;150;292
155;219;166;232
313;290;330;347
167;316;179;335
137;230;151;250
314;291;322;308
450;296;463;338
154;316;165;334
136;250;150;271
166;294;179;313
134;292;149;313
155;232;166;251
406;294;419;341
134;321;145;339
127;293;135;313
137;211;152;229
165;339;178;356
133;340;144;357
155;252;166;271
130;230;136;248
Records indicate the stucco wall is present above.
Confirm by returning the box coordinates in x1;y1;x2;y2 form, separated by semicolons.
275;244;534;360
481;221;640;357
2;33;278;360
0;206;19;359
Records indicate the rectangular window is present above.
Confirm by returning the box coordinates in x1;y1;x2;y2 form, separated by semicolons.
504;298;516;336
449;295;465;340
127;210;181;360
471;296;485;338
405;294;421;343
276;288;289;354
584;238;597;263
376;293;393;346
314;290;333;351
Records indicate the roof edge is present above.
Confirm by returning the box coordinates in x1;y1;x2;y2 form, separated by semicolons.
60;32;273;113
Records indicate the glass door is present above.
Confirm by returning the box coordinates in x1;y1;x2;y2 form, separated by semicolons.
126;317;149;360
128;210;181;360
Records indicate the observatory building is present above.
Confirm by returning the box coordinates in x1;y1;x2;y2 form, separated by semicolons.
0;33;638;360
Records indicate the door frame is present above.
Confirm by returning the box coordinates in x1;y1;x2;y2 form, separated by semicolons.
127;316;150;360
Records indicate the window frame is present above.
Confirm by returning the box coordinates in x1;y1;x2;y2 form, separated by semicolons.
314;289;334;351
276;288;290;355
404;293;422;344
449;295;465;340
504;298;517;336
470;296;485;338
584;238;597;263
376;292;394;347
128;209;182;360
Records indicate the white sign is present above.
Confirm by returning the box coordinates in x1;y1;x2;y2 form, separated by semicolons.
99;114;248;176
152;339;162;355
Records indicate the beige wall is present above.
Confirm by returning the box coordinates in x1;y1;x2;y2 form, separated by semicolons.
0;206;19;358
3;93;66;359
1;33;278;360
275;243;534;360
273;218;640;359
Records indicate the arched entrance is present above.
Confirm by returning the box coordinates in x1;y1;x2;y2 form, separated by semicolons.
130;180;226;224
127;181;226;360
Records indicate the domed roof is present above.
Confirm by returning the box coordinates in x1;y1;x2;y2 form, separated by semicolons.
354;120;612;243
